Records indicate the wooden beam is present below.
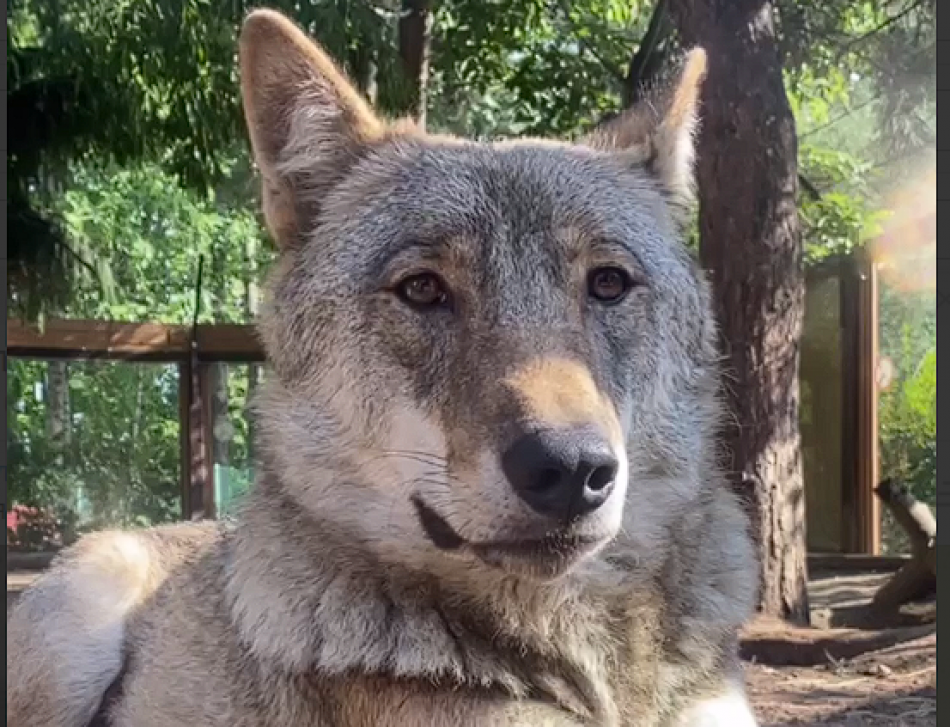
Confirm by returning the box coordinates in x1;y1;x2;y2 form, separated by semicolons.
198;324;266;362
7;318;265;362
807;553;910;574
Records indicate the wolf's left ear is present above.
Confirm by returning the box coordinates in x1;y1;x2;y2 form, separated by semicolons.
583;48;707;209
239;9;386;248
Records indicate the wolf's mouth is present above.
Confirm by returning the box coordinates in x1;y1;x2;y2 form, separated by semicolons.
412;496;467;551
411;496;603;563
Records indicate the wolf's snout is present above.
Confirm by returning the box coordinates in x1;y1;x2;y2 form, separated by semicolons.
501;427;618;522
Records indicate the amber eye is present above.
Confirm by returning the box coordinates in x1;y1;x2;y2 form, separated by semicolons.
588;267;633;304
396;272;449;308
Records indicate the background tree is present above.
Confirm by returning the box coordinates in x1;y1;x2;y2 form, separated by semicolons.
668;0;808;622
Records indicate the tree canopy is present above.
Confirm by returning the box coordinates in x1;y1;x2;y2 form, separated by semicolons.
8;0;935;317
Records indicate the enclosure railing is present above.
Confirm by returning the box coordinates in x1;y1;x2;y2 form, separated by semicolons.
7;318;264;530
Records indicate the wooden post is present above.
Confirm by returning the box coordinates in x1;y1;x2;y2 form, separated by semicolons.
185;362;215;520
840;258;859;552
856;254;881;554
200;363;217;520
840;253;882;555
178;360;192;518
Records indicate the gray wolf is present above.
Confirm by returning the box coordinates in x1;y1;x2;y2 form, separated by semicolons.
6;9;759;726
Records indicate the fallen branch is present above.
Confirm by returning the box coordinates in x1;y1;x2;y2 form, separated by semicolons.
740;622;935;667
872;479;936;612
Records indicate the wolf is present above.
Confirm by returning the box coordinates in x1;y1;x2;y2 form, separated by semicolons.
7;8;759;727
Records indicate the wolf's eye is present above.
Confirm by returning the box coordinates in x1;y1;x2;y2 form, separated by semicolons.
396;272;449;308
588;267;633;304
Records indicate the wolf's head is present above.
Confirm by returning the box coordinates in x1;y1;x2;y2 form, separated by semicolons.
240;10;721;581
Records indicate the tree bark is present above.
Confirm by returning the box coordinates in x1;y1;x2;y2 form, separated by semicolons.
210;246;230;473
244;233;262;464
45;360;70;449
398;0;433;126
668;0;809;623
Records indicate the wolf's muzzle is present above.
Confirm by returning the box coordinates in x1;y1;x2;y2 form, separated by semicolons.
501;425;617;523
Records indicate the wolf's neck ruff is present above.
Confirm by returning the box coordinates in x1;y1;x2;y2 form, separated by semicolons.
224;466;627;722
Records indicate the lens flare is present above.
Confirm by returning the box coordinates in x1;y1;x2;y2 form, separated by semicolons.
870;165;936;293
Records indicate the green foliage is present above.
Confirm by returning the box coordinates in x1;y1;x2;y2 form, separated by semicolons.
7;356;259;547
797;146;890;264
8;0;403;187
7;0;402;317
877;288;936;554
7;358;182;543
878;283;936;501
429;0;647;137
51;161;273;324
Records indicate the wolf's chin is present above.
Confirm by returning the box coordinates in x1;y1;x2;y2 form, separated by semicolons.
471;538;610;580
412;495;616;579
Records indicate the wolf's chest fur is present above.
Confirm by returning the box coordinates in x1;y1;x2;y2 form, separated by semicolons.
98;518;727;727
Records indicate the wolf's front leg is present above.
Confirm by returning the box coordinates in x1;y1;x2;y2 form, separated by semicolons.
676;684;759;727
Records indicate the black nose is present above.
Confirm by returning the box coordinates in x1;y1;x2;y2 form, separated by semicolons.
501;427;618;522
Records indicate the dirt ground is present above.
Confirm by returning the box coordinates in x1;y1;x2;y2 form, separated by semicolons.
742;568;936;727
7;567;937;725
745;628;935;726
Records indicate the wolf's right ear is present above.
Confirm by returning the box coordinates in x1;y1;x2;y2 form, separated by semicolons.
239;9;385;248
582;48;707;214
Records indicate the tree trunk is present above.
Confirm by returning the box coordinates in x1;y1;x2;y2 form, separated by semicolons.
45;360;70;457
210;246;231;472
245;234;262;464
669;0;809;623
349;43;379;106
398;0;432;126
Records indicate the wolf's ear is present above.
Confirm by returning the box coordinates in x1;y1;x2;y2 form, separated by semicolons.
239;9;385;247
583;48;707;210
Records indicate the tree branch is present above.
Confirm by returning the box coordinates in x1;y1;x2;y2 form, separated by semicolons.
799;97;880;141
835;0;927;61
623;0;672;106
798;173;822;201
398;0;433;126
